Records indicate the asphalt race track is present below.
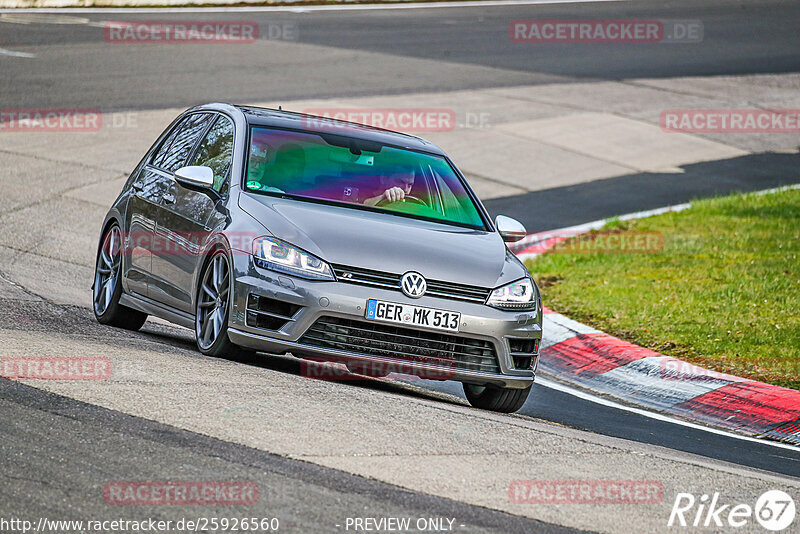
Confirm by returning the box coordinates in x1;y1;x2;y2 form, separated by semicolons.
1;0;799;532
2;0;800;110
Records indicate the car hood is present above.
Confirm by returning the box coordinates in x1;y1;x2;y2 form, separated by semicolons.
238;193;526;288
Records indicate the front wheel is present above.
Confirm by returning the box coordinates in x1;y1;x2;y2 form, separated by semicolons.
195;250;249;358
463;383;531;413
93;224;147;331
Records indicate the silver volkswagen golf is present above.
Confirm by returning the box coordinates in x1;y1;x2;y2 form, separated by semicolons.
93;103;542;413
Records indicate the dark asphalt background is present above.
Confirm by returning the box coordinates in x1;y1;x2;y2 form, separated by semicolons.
0;0;799;111
416;379;800;477
0;371;576;534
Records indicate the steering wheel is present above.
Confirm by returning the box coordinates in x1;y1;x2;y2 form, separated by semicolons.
376;194;427;207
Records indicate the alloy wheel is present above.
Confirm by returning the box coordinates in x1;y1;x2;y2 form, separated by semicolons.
93;226;121;316
196;253;230;350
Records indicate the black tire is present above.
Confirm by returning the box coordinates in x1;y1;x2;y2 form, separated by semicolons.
463;383;531;413
195;249;250;359
93;224;148;331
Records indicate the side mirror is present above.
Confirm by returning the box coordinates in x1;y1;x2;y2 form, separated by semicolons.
495;215;526;243
174;166;214;189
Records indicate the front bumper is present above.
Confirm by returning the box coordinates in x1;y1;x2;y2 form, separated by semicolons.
227;254;542;389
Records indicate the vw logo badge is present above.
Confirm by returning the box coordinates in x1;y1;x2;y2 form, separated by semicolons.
400;272;427;298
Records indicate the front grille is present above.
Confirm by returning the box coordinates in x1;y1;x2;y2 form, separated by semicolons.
512;355;533;370
509;338;540;354
246;294;302;331
331;264;491;303
508;338;540;370
299;316;500;374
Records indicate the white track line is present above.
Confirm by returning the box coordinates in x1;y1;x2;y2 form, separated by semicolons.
0;47;35;57
0;0;627;14
537;377;800;452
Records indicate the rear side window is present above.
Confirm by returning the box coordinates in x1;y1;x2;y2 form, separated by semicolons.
151;113;212;172
188;115;234;193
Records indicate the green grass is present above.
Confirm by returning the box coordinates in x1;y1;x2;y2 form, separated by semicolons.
529;187;800;390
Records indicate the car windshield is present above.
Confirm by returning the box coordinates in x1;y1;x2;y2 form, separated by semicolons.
244;126;485;229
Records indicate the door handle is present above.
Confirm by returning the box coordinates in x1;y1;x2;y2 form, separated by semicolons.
163;193;176;205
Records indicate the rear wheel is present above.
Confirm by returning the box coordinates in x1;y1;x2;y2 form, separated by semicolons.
195;250;249;358
93;224;147;331
463;383;531;413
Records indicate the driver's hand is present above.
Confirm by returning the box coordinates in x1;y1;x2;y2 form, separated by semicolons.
382;186;406;203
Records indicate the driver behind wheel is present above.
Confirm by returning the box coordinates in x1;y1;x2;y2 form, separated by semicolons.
364;165;415;206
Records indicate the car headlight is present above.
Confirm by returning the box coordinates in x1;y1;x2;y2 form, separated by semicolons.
252;237;334;281
486;278;536;310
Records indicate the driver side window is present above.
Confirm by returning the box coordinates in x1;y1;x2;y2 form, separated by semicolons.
151;113;213;172
189;115;234;193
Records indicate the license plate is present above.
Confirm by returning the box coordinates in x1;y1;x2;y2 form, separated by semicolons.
365;299;461;332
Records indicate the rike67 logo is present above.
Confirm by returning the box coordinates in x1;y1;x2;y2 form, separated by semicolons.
668;490;795;531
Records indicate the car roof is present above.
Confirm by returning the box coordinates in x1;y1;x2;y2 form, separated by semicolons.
211;103;446;156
